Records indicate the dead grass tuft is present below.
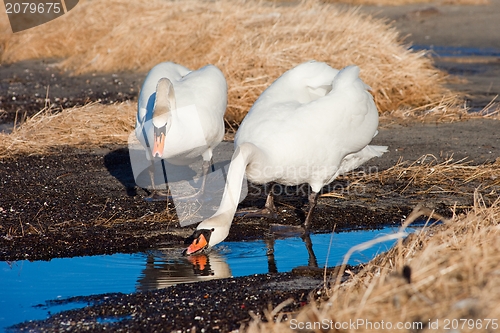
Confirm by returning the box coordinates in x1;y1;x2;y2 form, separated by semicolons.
0;102;135;158
0;0;460;122
367;154;500;194
247;193;500;332
379;94;470;124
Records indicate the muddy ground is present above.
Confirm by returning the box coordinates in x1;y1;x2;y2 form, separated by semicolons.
1;1;500;331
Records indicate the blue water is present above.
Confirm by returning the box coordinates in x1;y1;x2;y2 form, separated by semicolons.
0;123;15;134
1;227;417;331
411;45;500;58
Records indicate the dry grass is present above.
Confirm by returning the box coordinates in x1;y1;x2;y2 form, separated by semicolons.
247;193;500;332
320;154;500;209
363;154;500;194
0;0;461;123
379;94;470;124
0;102;135;158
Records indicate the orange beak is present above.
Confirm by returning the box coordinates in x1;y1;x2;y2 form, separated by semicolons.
185;233;208;255
152;132;165;158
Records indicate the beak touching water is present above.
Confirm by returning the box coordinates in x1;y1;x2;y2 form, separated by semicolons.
152;126;166;158
183;229;212;255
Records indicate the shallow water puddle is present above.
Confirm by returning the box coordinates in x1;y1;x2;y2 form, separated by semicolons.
1;226;419;331
411;45;500;58
411;45;500;79
0;122;15;134
411;45;500;112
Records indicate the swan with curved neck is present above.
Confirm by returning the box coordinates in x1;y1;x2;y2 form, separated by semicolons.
151;77;176;158
185;61;387;255
135;62;227;201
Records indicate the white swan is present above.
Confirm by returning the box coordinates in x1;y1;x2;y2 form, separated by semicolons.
135;62;227;201
184;61;387;254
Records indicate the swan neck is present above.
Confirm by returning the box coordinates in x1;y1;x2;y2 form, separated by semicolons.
153;78;176;123
215;144;254;220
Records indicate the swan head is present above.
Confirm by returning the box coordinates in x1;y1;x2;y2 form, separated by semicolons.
152;125;166;158
152;78;176;158
183;214;232;255
183;229;212;255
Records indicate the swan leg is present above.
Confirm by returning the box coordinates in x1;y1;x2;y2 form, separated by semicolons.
301;233;318;267
198;158;212;195
303;191;319;230
144;160;171;202
265;235;277;273
172;158;212;201
236;185;278;219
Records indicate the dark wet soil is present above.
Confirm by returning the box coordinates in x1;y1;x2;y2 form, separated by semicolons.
0;59;142;128
2;7;500;329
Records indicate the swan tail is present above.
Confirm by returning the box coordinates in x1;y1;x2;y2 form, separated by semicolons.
363;145;388;157
338;145;388;175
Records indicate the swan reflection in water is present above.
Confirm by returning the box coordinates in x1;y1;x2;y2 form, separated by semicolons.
136;231;318;291
265;228;318;273
136;250;232;291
